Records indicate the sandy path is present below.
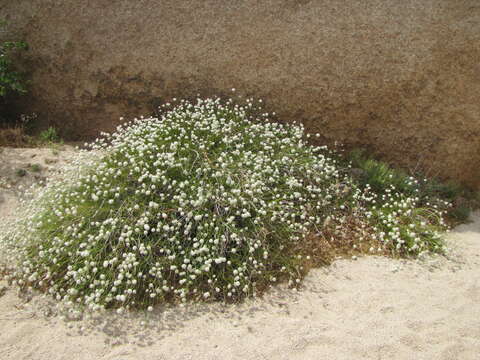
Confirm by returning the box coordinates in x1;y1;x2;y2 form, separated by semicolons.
0;149;479;360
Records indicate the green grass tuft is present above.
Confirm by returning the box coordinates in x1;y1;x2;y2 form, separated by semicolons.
38;127;61;143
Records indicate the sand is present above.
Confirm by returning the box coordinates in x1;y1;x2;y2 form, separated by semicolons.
0;146;77;221
0;149;479;360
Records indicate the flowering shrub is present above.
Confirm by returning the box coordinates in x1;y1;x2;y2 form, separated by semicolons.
0;97;448;312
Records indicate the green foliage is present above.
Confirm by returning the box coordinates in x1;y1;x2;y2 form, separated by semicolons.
347;149;415;195
29;163;41;173
347;149;478;223
15;168;26;177
419;178;463;202
449;205;471;223
38;127;61;143
0;21;28;98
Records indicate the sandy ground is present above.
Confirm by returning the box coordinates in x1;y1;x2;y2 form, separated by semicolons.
0;146;77;221
0;148;479;360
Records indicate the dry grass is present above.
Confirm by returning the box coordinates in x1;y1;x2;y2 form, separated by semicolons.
0;127;32;147
301;217;388;267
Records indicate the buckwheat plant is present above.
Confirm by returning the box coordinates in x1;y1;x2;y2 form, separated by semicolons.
0;97;448;312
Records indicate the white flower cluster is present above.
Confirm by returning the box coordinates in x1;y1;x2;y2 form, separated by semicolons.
360;184;447;253
0;97;447;312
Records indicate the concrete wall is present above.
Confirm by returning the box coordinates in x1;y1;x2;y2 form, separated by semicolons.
1;0;479;188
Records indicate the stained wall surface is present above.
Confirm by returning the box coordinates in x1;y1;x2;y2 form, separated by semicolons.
1;0;479;188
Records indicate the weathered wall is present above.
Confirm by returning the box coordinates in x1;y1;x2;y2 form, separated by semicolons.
1;0;479;188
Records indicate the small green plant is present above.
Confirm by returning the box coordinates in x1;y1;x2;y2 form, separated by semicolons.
346;149;479;223
449;205;471;223
29;163;41;172
419;178;463;203
347;149;415;195
38;127;61;143
15;168;26;177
